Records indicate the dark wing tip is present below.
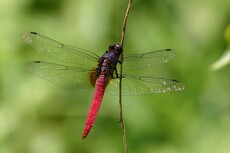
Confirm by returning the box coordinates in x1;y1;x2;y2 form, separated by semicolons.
33;61;41;63
30;31;37;35
165;48;172;51
172;79;179;82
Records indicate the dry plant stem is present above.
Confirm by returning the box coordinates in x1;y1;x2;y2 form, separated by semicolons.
119;0;132;153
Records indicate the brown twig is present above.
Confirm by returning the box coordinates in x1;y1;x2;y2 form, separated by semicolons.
119;0;132;153
121;0;132;47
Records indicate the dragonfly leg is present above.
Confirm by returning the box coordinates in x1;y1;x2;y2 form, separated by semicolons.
115;67;119;78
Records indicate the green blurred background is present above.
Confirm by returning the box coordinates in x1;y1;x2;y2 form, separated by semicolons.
1;0;230;153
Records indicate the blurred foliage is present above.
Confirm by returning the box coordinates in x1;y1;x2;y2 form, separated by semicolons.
211;26;230;70
224;25;230;44
1;0;230;153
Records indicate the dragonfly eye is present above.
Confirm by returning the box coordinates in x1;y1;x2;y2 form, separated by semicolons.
109;44;115;50
114;44;123;53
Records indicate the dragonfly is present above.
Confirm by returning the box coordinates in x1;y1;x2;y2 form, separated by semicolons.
22;32;184;139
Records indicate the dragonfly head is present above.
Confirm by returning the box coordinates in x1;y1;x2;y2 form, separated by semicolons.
108;44;123;56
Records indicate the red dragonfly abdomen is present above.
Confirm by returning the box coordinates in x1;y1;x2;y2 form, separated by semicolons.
82;75;109;139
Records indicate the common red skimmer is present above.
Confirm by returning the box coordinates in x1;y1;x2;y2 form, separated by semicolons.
22;32;184;139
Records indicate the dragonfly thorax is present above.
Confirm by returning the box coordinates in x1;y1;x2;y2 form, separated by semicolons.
95;44;122;78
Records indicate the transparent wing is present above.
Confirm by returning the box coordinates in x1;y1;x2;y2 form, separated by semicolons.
106;74;185;95
119;49;176;72
26;61;95;91
22;32;100;67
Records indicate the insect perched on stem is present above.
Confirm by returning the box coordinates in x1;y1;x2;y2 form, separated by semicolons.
22;31;184;139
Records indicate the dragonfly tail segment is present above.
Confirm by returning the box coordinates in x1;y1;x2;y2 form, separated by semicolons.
82;75;109;140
